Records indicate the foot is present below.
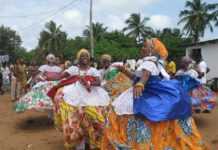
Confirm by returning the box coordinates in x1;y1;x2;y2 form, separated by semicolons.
202;109;211;113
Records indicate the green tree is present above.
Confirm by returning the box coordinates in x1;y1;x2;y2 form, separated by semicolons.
83;22;108;42
154;28;192;59
95;30;138;61
38;20;67;55
178;0;218;42
63;36;89;61
123;13;153;44
0;25;22;57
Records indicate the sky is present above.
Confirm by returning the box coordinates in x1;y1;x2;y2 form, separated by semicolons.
0;0;218;51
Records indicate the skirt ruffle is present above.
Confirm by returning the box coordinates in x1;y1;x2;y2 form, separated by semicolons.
190;85;217;112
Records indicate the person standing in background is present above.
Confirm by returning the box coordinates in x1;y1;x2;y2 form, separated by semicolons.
193;53;209;84
198;59;208;84
166;56;177;77
0;64;4;95
11;59;27;101
26;60;39;89
1;63;11;91
10;63;16;101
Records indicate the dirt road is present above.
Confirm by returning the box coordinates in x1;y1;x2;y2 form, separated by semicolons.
0;94;218;150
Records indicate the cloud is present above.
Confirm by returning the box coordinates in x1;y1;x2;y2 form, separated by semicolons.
148;15;173;29
63;10;84;26
95;0;159;14
100;14;129;31
1;0;217;50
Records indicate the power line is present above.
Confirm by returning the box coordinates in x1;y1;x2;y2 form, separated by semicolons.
20;0;82;30
0;0;81;19
0;10;57;18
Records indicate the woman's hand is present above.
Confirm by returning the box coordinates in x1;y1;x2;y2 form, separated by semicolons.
133;70;150;99
80;78;91;92
113;65;125;72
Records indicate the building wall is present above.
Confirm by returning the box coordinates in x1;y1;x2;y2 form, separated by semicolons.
186;43;218;80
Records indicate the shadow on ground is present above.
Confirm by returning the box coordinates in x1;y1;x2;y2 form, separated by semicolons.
15;115;53;131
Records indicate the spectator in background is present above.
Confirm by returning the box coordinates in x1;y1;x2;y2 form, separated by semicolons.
166;56;177;77
0;64;3;95
26;60;39;89
1;63;11;91
192;53;209;84
64;60;71;69
11;58;27;101
56;56;65;70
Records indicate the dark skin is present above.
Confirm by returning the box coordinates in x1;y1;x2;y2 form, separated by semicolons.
101;59;111;70
14;59;25;77
116;43;151;99
57;52;101;91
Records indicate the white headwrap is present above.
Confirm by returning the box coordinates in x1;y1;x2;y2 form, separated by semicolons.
46;54;56;63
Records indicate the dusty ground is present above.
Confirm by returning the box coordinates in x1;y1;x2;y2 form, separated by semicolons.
0;93;218;150
0;94;64;150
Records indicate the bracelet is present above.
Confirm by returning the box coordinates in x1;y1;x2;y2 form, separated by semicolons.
135;82;145;90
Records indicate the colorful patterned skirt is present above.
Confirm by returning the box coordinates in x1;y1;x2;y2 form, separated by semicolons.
104;72;132;99
53;88;108;150
15;81;58;112
190;85;217;112
101;112;208;150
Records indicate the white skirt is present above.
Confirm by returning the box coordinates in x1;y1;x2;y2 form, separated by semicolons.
62;81;111;107
112;87;134;115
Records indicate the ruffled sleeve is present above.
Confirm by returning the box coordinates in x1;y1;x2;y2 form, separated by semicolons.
65;66;78;76
38;65;46;73
89;67;101;77
137;61;160;76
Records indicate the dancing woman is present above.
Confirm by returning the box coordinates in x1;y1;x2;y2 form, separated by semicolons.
176;57;217;113
48;49;110;149
101;38;208;150
99;54;132;99
15;54;62;112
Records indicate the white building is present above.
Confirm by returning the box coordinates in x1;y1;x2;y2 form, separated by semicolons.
186;39;218;80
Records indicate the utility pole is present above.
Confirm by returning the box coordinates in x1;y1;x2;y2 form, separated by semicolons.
90;0;94;58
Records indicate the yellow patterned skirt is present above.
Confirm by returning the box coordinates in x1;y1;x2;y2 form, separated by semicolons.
101;111;209;150
54;89;108;149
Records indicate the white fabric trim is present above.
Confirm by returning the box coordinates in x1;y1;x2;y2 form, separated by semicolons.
38;65;62;73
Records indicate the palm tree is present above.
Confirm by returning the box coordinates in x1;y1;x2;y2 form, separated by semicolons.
83;22;108;42
212;7;218;26
178;0;218;42
123;13;153;44
38;20;67;55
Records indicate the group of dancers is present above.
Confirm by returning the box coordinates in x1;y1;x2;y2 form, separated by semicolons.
14;38;217;150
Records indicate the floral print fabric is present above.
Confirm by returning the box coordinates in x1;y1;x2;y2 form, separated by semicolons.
190;85;217;111
101;112;208;150
15;81;58;112
53;89;108;149
104;72;132;100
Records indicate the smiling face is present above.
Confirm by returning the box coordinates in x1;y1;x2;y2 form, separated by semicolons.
101;58;111;69
79;52;90;66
